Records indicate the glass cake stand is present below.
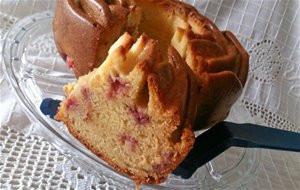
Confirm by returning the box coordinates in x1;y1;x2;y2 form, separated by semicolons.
2;11;261;189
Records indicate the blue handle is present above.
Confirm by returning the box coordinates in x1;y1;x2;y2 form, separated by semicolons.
227;122;300;152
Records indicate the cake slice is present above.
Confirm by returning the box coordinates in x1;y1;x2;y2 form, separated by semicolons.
54;32;199;185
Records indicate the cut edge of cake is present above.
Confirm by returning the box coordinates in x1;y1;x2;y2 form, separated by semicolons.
55;32;199;185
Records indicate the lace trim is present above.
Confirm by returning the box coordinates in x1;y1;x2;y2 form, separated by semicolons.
0;125;124;189
249;39;284;84
0;14;18;40
242;100;299;132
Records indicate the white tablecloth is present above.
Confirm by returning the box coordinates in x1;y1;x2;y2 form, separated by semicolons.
1;0;299;189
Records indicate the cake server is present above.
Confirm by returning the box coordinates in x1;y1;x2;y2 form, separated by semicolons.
172;121;300;179
40;98;300;179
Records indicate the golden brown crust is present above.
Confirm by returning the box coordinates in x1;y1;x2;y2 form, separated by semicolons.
53;0;129;77
194;71;242;128
223;31;249;86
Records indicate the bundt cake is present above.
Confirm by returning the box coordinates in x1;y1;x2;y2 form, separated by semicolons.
55;32;199;185
53;0;249;130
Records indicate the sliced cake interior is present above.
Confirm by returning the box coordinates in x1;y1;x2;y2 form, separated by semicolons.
55;32;197;185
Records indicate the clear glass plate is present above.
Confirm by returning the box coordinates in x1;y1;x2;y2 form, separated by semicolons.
2;11;261;190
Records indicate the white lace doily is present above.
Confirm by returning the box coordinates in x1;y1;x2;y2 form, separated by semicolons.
1;0;299;189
